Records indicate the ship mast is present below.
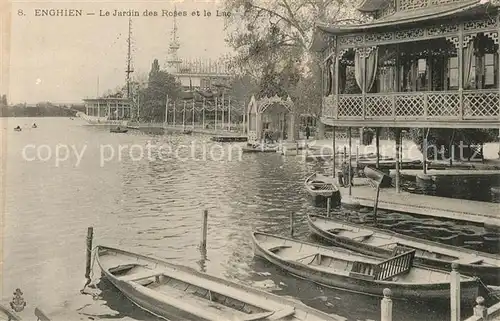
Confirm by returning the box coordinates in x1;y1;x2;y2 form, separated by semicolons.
126;17;134;99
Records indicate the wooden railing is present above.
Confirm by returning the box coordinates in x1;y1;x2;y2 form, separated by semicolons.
322;90;500;121
374;250;415;281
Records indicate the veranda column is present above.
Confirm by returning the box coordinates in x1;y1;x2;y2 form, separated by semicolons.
192;99;195;128
348;127;352;196
202;98;206;129
376;128;380;169
332;126;336;178
395;128;401;193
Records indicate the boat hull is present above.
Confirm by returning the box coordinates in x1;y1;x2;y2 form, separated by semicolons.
307;215;500;286
304;174;341;207
97;246;341;321
252;233;479;303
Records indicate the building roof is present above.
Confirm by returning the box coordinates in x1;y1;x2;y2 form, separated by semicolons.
310;0;495;52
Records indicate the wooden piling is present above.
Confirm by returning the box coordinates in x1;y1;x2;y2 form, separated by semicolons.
201;210;208;250
381;288;393;321
473;296;488;320
450;263;461;321
84;227;93;284
327;198;331;217
373;183;381;226
290;212;294;236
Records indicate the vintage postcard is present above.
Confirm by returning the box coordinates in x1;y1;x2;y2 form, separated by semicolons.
1;0;500;320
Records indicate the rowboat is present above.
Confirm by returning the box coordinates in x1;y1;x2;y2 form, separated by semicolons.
304;173;341;207
110;127;128;133
0;304;21;320
251;232;479;302
242;144;279;153
96;245;342;321
14;127;21;132
307;214;500;285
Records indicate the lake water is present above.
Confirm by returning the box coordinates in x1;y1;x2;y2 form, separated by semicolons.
2;117;497;321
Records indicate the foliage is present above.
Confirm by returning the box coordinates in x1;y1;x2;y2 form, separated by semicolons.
136;59;183;122
223;0;365;114
1;94;7;106
0;102;78;117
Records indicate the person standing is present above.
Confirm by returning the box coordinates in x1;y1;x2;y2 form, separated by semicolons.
305;124;311;140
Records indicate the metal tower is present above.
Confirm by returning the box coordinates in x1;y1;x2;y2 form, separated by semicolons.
126;17;134;98
165;10;182;74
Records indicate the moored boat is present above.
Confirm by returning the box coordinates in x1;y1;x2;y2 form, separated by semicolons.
96;245;343;321
242;143;279;153
307;214;500;285
251;232;480;303
304;173;341;207
110;127;128;133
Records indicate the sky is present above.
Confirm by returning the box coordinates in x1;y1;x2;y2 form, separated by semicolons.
6;0;235;104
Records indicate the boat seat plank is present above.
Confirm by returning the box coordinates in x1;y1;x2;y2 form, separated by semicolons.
163;267;288;312
268;245;292;252
118;269;164;282
352;232;374;241
268;307;295;320
454;258;484;265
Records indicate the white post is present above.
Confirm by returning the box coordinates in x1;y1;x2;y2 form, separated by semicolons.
173;101;176;126
165;96;169;125
450;263;461;321
200;209;208;250
215;96;218;132
183;101;186;130
228;96;231;131
192;99;195;128
202;98;206;129
473;297;488;320
222;91;225;131
381;288;393;321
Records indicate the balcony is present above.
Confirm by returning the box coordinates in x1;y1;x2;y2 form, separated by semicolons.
322;90;500;128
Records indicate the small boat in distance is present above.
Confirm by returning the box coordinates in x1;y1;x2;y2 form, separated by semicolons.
251;232;480;303
96;245;342;321
307;215;500;285
304;173;341;207
14;126;21;132
110;127;128;133
32;123;37;128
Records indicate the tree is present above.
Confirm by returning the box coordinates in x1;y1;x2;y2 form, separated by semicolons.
223;0;366;116
139;59;182;121
0;94;7;106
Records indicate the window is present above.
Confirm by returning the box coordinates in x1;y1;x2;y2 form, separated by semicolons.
448;57;458;89
484;53;496;87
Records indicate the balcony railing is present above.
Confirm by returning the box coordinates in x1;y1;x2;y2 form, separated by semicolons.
322;90;500;121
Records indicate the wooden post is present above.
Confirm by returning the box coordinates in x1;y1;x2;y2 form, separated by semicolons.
450;263;461;321
202;98;206;129
373;183;381;226
183;101;186;130
84;227;93;286
376;128;380;169
423;128;427;174
348;127;352;196
473;296;488;320
381;288;393;321
201;210;208;250
327;198;331;217
333;126;336;178
290;212;294;236
395;129;401;193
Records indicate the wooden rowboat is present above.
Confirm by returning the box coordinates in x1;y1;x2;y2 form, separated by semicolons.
0;304;21;320
110;128;128;133
307;215;500;285
304;173;341;207
96;245;342;321
251;232;479;302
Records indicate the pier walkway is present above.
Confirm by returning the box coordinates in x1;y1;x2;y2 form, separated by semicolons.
339;178;500;228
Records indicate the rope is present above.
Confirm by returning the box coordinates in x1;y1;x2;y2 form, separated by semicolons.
80;247;100;300
477;277;500;301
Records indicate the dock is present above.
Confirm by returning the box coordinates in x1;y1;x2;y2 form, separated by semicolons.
339;177;500;228
389;169;500;179
211;135;248;142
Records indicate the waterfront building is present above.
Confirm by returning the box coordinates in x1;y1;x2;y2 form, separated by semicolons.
81;97;132;125
310;0;500;191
